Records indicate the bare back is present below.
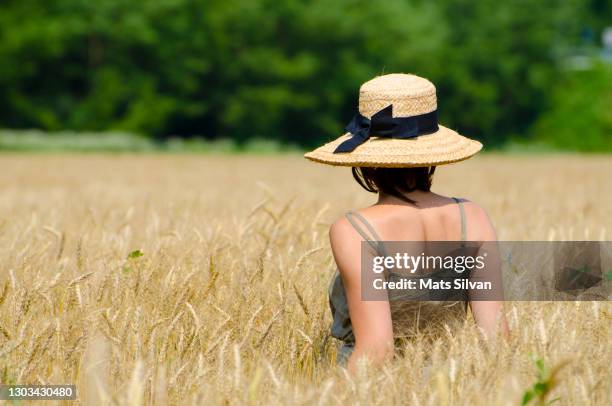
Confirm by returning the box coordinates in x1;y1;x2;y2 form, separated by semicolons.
328;190;505;369
342;192;492;243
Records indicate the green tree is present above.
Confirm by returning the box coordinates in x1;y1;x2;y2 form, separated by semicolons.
0;0;606;150
532;64;612;152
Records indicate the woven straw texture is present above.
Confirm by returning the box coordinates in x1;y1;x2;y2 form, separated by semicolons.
304;73;482;168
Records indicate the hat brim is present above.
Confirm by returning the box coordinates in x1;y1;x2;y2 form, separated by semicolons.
304;125;482;168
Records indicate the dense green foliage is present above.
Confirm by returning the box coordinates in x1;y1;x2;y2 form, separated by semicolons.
533;64;612;151
0;0;610;150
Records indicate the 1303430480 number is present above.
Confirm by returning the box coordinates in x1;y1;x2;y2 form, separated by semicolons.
0;385;76;400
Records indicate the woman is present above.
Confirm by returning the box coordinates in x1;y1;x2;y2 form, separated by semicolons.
304;73;509;370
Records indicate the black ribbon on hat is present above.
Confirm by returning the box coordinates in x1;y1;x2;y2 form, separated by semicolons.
333;105;439;153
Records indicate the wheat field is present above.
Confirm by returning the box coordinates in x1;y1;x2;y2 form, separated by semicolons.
0;153;610;405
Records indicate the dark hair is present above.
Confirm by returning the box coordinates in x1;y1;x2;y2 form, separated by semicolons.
351;166;436;204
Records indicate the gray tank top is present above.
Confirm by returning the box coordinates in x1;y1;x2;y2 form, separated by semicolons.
328;197;468;346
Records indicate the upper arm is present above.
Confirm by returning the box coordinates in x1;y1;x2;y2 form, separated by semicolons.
461;200;497;242
462;202;509;337
329;218;394;364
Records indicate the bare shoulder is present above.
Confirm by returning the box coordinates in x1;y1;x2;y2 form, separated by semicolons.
329;214;362;249
329;215;351;238
457;199;497;241
329;206;390;244
329;214;364;277
458;199;490;220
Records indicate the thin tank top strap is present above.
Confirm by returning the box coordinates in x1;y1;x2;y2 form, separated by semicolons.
346;211;383;241
452;197;470;311
452;197;467;243
345;211;387;256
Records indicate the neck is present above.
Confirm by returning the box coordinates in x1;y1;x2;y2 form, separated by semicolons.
377;189;435;205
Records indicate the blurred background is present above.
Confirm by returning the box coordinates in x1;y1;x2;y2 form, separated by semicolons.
0;0;610;153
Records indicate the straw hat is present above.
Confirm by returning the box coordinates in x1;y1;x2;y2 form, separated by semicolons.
304;73;482;167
